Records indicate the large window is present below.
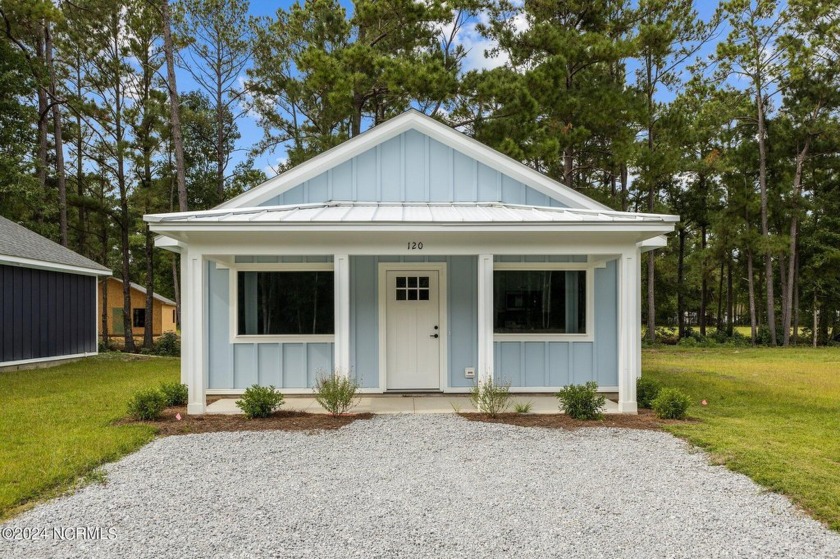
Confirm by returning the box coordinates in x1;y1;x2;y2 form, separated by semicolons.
237;271;334;336
494;270;586;334
133;308;146;328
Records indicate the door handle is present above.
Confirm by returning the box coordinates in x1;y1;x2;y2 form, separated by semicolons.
430;333;439;338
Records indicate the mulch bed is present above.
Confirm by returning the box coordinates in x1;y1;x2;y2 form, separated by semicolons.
460;408;697;431
121;407;374;436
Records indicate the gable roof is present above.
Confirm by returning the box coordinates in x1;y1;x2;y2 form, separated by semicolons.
105;277;177;306
218;110;610;211
0;215;111;276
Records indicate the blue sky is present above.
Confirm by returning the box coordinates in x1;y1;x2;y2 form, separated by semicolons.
176;1;726;179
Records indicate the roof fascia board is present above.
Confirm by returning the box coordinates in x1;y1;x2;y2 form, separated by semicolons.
0;254;112;276
150;223;676;234
216;111;609;211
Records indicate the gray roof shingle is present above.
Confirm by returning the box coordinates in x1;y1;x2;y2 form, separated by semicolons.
0;215;111;273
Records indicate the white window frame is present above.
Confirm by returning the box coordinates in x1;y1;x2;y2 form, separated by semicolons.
492;262;595;343
229;262;336;344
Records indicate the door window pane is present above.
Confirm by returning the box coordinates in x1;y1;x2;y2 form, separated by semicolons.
395;276;430;303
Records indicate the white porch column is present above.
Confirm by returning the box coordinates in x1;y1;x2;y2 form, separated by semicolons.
333;254;351;377
617;248;640;413
477;253;494;384
185;250;206;415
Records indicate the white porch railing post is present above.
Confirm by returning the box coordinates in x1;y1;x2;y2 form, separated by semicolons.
334;254;351;377
617;248;639;413
477;253;494;384
186;249;206;415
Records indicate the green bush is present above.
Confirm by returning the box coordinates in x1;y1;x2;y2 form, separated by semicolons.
637;377;662;409
314;375;359;416
652;387;692;419
152;332;180;356
159;382;188;406
513;401;532;414
236;385;284;418
469;378;511;417
127;388;167;421
556;381;605;420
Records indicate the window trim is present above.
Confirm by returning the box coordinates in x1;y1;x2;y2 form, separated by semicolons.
229;263;336;344
492;263;595;342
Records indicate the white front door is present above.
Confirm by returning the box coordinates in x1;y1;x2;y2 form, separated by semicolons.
385;269;442;390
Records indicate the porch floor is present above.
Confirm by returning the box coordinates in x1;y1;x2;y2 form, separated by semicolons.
205;394;620;415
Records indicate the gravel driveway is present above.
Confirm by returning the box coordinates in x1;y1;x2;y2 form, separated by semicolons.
2;415;838;558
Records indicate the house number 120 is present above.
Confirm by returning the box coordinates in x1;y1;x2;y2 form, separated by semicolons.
407;241;424;250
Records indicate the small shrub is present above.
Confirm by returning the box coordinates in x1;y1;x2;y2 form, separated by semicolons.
127;388;167;421
652;387;692;420
314;374;359;416
236;385;284;418
556;381;605;420
159;382;188;407
469;378;511;417
152;332;180;356
637;377;662;409
513;401;533;414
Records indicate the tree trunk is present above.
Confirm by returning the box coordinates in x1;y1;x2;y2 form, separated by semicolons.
216;59;225;203
35;33;48;193
699;224;707;336
783;135;811;345
812;294;818;348
792;250;799;345
779;253;788;340
747;248;757;344
716;260;725;333
677;227;686;338
726;254;734;337
162;0;188;212
620;163;628;211
756;89;776;345
44;22;67;246
74;61;87;253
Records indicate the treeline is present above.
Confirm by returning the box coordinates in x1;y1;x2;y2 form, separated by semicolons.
0;0;838;348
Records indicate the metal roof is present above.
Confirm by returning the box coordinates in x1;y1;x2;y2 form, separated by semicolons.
146;201;680;226
0;215;111;274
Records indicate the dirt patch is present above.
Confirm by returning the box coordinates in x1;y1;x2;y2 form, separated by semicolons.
460;409;697;431
121;407;373;436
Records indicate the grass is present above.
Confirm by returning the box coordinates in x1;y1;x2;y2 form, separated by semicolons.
644;346;840;532
0;354;178;520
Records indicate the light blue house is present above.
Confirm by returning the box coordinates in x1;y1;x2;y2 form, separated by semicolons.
147;111;677;414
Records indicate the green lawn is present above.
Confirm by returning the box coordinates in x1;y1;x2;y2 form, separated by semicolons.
644;346;840;532
0;354;178;520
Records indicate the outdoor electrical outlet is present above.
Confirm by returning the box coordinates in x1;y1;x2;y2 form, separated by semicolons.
465;367;475;378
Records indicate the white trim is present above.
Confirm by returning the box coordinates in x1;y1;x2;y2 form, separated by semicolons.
215;111;609;211
617;248;640;413
334;254;351;376
477;254;494;384
186;250;206;414
0;352;98;369
0;254;111;277
377;262;448;392
227;262;336;344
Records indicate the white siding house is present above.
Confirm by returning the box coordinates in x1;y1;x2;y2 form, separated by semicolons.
146;111;677;414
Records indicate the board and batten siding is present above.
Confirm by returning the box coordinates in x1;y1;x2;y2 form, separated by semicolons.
493;259;619;389
205;256;618;391
0;264;97;364
258;130;570;207
206;260;334;390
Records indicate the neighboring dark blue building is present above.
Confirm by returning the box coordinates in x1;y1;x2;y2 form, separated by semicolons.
0;216;111;368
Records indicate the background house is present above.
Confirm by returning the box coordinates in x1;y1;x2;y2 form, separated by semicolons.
0;216;111;369
98;277;177;341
